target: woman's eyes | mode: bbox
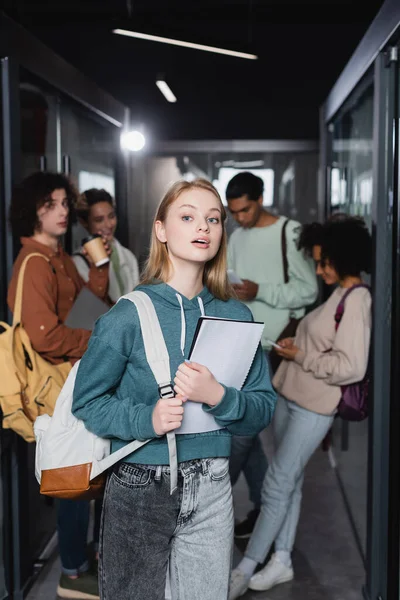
[181,215,220,224]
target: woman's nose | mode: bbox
[197,220,210,231]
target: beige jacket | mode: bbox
[272,285,371,415]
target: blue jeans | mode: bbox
[229,351,270,509]
[229,434,268,508]
[57,499,90,576]
[100,459,234,600]
[229,350,271,508]
[245,395,334,563]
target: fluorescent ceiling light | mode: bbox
[156,80,177,103]
[113,29,258,60]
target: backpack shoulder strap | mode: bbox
[99,290,178,493]
[121,291,173,396]
[13,253,50,326]
[335,283,371,329]
[281,219,290,284]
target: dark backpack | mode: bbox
[334,284,371,421]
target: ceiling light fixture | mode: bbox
[113,28,258,60]
[156,80,177,103]
[120,130,146,151]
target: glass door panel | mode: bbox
[60,101,118,252]
[19,69,59,178]
[327,80,374,561]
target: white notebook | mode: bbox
[175,317,264,435]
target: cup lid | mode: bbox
[82,234,101,245]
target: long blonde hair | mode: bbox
[141,178,232,301]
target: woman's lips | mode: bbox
[192,241,210,249]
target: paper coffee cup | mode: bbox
[82,235,109,267]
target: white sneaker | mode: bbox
[228,568,250,599]
[248,554,294,591]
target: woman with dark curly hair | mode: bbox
[7,171,111,600]
[229,217,372,599]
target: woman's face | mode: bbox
[155,188,223,267]
[312,245,339,285]
[36,188,69,238]
[87,201,117,242]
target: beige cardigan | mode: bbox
[272,285,371,415]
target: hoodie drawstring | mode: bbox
[198,296,205,317]
[176,293,206,356]
[175,294,186,356]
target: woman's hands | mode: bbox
[232,279,259,301]
[274,337,300,361]
[152,362,224,436]
[174,362,224,408]
[152,395,187,436]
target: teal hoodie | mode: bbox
[72,283,276,465]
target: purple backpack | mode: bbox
[334,284,371,421]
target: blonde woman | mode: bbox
[72,179,276,600]
[73,188,139,302]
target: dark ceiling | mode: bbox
[1,0,386,140]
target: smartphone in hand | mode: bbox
[266,339,282,350]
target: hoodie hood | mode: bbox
[135,282,214,356]
[136,282,214,311]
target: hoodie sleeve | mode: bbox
[72,300,157,441]
[203,342,277,436]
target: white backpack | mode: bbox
[34,290,178,498]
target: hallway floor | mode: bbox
[26,434,364,600]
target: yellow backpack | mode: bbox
[0,253,71,442]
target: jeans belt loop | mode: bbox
[155,465,162,481]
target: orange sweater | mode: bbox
[7,237,109,365]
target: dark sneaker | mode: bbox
[57,572,99,599]
[234,508,260,539]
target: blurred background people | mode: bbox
[73,188,139,302]
[7,172,110,600]
[226,171,318,539]
[229,217,372,599]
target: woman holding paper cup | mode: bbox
[73,188,139,303]
[229,217,372,598]
[72,178,277,600]
[7,171,111,599]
